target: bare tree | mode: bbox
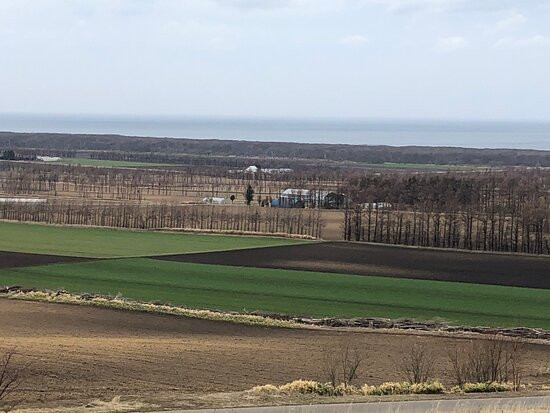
[323,339,363,388]
[0,348,29,412]
[503,338,527,391]
[447,335,527,389]
[398,342,434,383]
[322,350,339,388]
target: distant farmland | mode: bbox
[0,221,548,330]
[58,157,175,168]
[0,221,307,257]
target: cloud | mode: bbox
[213,0,292,10]
[434,36,466,53]
[340,34,369,45]
[490,12,526,32]
[374,0,459,14]
[367,0,550,14]
[494,34,550,49]
[211,0,353,14]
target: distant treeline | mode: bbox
[0,201,323,238]
[1,132,549,167]
[0,161,339,203]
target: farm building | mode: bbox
[0,197,47,204]
[272,189,346,209]
[243,165,293,174]
[323,192,347,209]
[278,188,310,208]
[36,156,61,162]
[202,197,227,205]
[361,202,393,210]
[244,165,260,173]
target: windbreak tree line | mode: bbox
[341,170,550,255]
[0,162,340,204]
[0,201,323,238]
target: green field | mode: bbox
[0,221,306,257]
[57,158,176,168]
[356,162,489,171]
[1,257,548,329]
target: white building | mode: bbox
[36,156,61,162]
[202,197,227,205]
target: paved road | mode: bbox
[159,395,550,413]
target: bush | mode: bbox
[362,382,410,396]
[279,380,323,395]
[249,379,448,398]
[315,382,339,396]
[249,384,279,395]
[362,381,444,396]
[462,382,512,393]
[410,380,445,394]
[448,336,526,390]
[398,342,434,384]
[333,384,360,396]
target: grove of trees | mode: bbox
[342,171,550,254]
[0,200,323,238]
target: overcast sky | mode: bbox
[1,0,550,120]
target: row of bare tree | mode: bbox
[325,335,527,391]
[0,162,340,203]
[342,171,550,254]
[0,201,323,238]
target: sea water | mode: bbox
[1,114,549,150]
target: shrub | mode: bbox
[379,382,412,395]
[361,381,444,396]
[315,382,338,396]
[448,335,526,390]
[248,384,279,395]
[361,384,377,395]
[462,382,512,393]
[323,339,363,388]
[333,384,360,396]
[362,382,411,396]
[279,380,322,395]
[410,380,445,394]
[398,342,434,384]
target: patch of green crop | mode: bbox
[355,162,489,171]
[58,158,175,168]
[0,221,307,257]
[1,258,548,329]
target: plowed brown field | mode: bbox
[1,299,549,410]
[0,250,89,269]
[155,242,550,288]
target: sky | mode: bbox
[1,0,550,120]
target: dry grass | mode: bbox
[13,396,154,413]
[248,380,449,397]
[5,290,301,329]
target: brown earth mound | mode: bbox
[0,250,90,269]
[1,299,549,410]
[154,242,550,289]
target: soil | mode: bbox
[154,241,550,289]
[1,299,549,410]
[0,251,89,269]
